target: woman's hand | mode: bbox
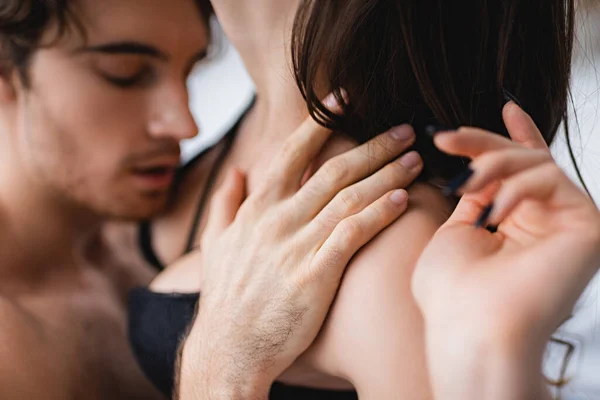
[178,94,423,399]
[412,103,600,400]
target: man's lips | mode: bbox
[130,160,179,190]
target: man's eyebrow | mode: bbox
[77,41,168,60]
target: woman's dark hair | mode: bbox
[292,0,577,185]
[0,0,214,86]
[293,2,582,393]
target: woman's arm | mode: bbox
[412,103,600,400]
[303,183,452,399]
[426,326,552,400]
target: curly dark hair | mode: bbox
[0,0,213,86]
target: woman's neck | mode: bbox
[212,0,308,141]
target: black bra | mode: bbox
[128,288,357,398]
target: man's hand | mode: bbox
[177,95,423,399]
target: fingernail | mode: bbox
[441,167,474,196]
[399,151,421,170]
[425,125,455,137]
[390,189,408,205]
[475,204,494,228]
[502,87,522,108]
[390,125,414,141]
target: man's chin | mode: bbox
[105,194,170,221]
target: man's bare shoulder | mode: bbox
[0,298,65,398]
[0,296,50,355]
[0,297,41,344]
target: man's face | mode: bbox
[10,0,209,219]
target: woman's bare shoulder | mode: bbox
[302,182,451,396]
[406,182,454,224]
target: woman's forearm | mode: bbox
[426,329,552,400]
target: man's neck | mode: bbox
[0,150,101,282]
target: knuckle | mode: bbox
[237,196,260,218]
[261,208,293,236]
[336,188,364,215]
[313,209,338,232]
[532,148,553,161]
[263,166,285,187]
[338,217,364,243]
[543,162,563,180]
[251,184,271,202]
[366,200,388,222]
[278,139,301,164]
[321,158,350,184]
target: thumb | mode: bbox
[202,167,246,241]
[503,102,549,151]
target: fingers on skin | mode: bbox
[311,189,409,281]
[202,168,247,241]
[264,92,344,192]
[313,151,422,229]
[296,125,417,215]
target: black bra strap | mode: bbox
[139,222,165,270]
[184,97,255,253]
[184,130,237,253]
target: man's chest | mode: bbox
[24,273,163,399]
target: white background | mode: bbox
[184,14,600,398]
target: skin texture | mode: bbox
[0,0,208,398]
